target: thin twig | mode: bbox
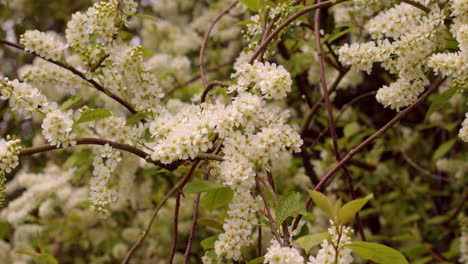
[199,0,238,88]
[399,0,431,13]
[256,175,284,246]
[292,77,447,231]
[249,0,350,63]
[168,191,181,264]
[0,39,139,116]
[121,160,202,264]
[314,0,366,241]
[19,138,223,171]
[200,81,231,103]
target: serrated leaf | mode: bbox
[125,112,147,126]
[130,13,158,23]
[275,192,303,227]
[75,109,112,125]
[336,193,373,225]
[197,218,223,230]
[201,235,218,250]
[183,179,226,194]
[202,187,234,211]
[239,0,262,11]
[248,257,265,264]
[295,232,330,252]
[432,138,456,161]
[307,190,334,219]
[425,86,458,121]
[345,242,409,264]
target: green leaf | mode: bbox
[130,13,158,23]
[202,187,234,211]
[239,0,262,11]
[16,249,41,257]
[183,179,227,194]
[275,192,304,227]
[74,109,112,125]
[345,242,409,264]
[125,112,147,126]
[248,257,265,264]
[197,218,223,230]
[236,20,256,26]
[60,96,82,111]
[307,190,334,219]
[425,86,458,121]
[39,254,59,264]
[344,122,360,138]
[336,193,373,225]
[295,232,330,253]
[432,138,456,161]
[201,235,218,250]
[324,27,355,44]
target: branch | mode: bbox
[121,159,202,264]
[19,138,224,171]
[199,0,238,88]
[314,0,365,240]
[249,0,350,63]
[0,39,139,116]
[399,0,431,13]
[256,175,284,246]
[292,77,447,231]
[200,81,231,104]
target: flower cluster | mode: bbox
[95,116,140,145]
[308,221,353,264]
[264,239,304,264]
[0,136,21,173]
[20,30,66,61]
[89,144,120,218]
[232,61,292,99]
[41,109,76,148]
[213,192,259,261]
[0,78,52,117]
[460,113,468,142]
[0,165,73,223]
[338,3,447,110]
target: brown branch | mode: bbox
[292,77,447,231]
[19,138,223,171]
[249,0,350,63]
[0,39,139,116]
[399,0,431,13]
[256,175,284,246]
[199,0,238,88]
[314,0,365,241]
[90,54,110,72]
[168,191,181,264]
[200,81,231,104]
[121,159,202,264]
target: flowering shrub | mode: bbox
[0,0,466,263]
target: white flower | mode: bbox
[0,137,21,173]
[41,109,76,147]
[264,239,304,264]
[459,113,468,142]
[20,30,66,61]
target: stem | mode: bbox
[249,0,350,63]
[256,175,284,246]
[121,160,202,264]
[19,138,224,171]
[199,0,238,88]
[0,39,139,116]
[292,77,446,231]
[200,81,231,104]
[168,191,181,264]
[399,0,431,13]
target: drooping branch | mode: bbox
[121,159,202,264]
[19,138,224,171]
[199,0,238,88]
[0,39,139,116]
[200,80,231,103]
[292,77,447,231]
